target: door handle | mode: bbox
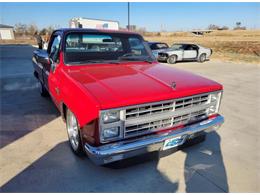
[55,87,60,95]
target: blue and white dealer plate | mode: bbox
[163,136,186,150]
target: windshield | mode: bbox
[64,32,154,64]
[150,43,169,50]
[170,44,185,50]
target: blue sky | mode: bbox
[0,2,259,31]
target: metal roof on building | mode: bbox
[0,24,14,29]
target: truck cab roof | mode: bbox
[53,28,141,36]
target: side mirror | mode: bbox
[43,56,52,65]
[36,50,51,65]
[50,60,57,73]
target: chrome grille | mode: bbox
[124,94,210,138]
[175,94,208,110]
[126,101,174,119]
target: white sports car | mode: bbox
[157,43,212,64]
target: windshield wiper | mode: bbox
[118,54,154,64]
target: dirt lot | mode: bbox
[0,45,259,192]
[144,30,260,64]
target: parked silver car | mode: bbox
[157,43,212,64]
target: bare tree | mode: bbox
[136,27,146,35]
[14,23,27,36]
[236,22,241,28]
[234,22,246,30]
[208,24,220,30]
[40,25,55,36]
[27,23,38,36]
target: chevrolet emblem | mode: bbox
[171,82,177,90]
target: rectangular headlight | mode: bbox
[103,127,120,139]
[208,91,222,115]
[101,110,120,124]
[99,109,125,143]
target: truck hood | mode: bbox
[66,62,222,109]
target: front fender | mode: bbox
[60,69,100,128]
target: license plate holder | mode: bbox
[163,135,186,150]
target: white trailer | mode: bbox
[69,18,119,30]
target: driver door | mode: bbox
[183,44,198,59]
[47,34,62,106]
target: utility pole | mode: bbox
[128,2,130,31]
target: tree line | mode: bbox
[14,23,58,37]
[208,22,246,30]
[13,22,247,38]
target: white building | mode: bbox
[0,24,15,40]
[69,18,119,30]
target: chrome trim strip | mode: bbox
[34,61,44,69]
[86,115,224,165]
[38,63,43,69]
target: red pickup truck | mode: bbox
[32,28,224,165]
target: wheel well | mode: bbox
[61,103,67,121]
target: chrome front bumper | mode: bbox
[85,115,224,165]
[157,56,168,61]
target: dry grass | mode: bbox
[1,30,259,64]
[144,30,260,64]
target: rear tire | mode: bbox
[167,55,177,64]
[198,53,206,63]
[38,80,49,97]
[66,109,85,156]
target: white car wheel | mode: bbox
[199,53,206,63]
[167,55,177,64]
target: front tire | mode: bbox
[167,55,177,64]
[66,109,84,156]
[198,53,206,63]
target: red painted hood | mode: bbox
[65,62,222,109]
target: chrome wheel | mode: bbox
[66,110,80,151]
[199,54,206,62]
[167,55,176,64]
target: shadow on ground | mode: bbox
[1,132,228,192]
[0,141,178,192]
[182,131,229,192]
[0,44,60,148]
[158,59,210,65]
